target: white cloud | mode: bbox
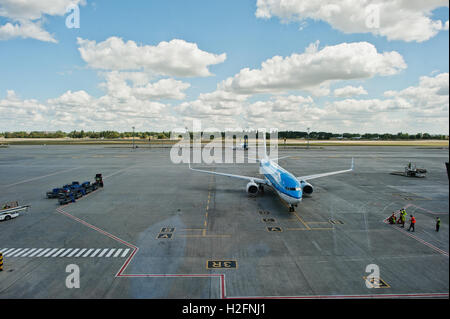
[219,41,406,95]
[241,73,448,133]
[176,90,247,118]
[46,89,171,131]
[0,73,189,132]
[100,71,191,100]
[0,21,56,42]
[0,0,86,42]
[334,85,368,98]
[1,69,448,133]
[384,72,449,111]
[0,0,84,20]
[256,0,449,42]
[77,37,227,77]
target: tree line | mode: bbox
[0,130,171,139]
[0,130,447,140]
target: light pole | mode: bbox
[307,127,310,149]
[132,126,135,150]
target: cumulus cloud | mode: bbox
[0,20,56,42]
[219,41,406,95]
[45,89,172,131]
[176,90,248,118]
[255,0,449,42]
[247,95,313,118]
[240,73,449,133]
[334,85,368,98]
[384,72,449,111]
[77,37,227,77]
[0,73,190,131]
[0,0,86,42]
[99,71,191,100]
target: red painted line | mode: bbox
[226,293,449,299]
[56,196,447,299]
[408,204,448,215]
[221,274,226,299]
[118,274,222,277]
[55,207,226,298]
[1,166,83,188]
[383,208,448,257]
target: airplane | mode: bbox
[189,134,354,212]
[232,136,249,150]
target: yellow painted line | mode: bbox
[181,228,204,231]
[202,229,206,237]
[292,211,311,230]
[180,234,231,238]
[306,221,330,224]
[362,276,391,288]
[204,221,207,227]
[286,227,333,231]
[206,205,209,211]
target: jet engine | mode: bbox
[300,180,313,195]
[246,182,259,196]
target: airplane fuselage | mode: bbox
[260,159,302,207]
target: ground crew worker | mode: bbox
[401,211,406,228]
[400,208,406,228]
[436,217,441,232]
[408,215,416,232]
[389,213,396,224]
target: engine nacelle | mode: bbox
[300,180,313,196]
[246,182,259,196]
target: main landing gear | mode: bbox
[289,205,295,212]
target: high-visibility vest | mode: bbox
[411,217,416,224]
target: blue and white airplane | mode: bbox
[189,135,354,212]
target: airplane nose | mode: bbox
[289,197,302,205]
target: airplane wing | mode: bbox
[270,155,291,161]
[189,163,268,185]
[297,158,354,181]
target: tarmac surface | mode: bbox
[0,145,448,298]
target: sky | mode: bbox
[0,0,449,134]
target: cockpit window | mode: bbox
[286,187,301,191]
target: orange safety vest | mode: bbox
[411,217,416,224]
